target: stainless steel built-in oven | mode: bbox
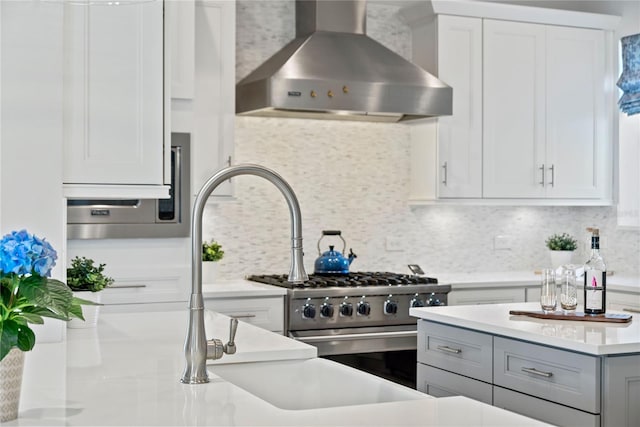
[67,133,191,239]
[247,272,451,388]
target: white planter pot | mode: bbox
[549,250,574,269]
[0,348,25,422]
[202,262,219,284]
[68,292,102,329]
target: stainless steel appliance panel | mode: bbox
[67,133,190,239]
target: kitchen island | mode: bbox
[411,302,640,427]
[9,309,548,426]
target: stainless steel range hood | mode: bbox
[236,0,452,123]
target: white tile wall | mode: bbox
[203,0,639,279]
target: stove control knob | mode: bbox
[339,302,354,317]
[357,301,371,316]
[410,298,425,308]
[320,303,334,318]
[384,300,398,315]
[426,294,443,307]
[302,303,316,319]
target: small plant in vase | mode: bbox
[202,239,224,284]
[66,256,114,328]
[545,233,578,268]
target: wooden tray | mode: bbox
[509,310,632,323]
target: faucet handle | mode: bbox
[206,338,224,360]
[224,318,238,355]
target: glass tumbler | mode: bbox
[559,270,578,312]
[540,269,557,313]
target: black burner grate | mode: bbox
[247,272,438,289]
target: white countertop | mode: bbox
[434,271,640,292]
[10,310,548,426]
[411,302,640,355]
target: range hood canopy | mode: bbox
[236,0,452,123]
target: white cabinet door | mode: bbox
[192,0,235,198]
[166,0,195,100]
[437,15,482,198]
[546,26,608,199]
[448,287,527,306]
[204,296,284,333]
[607,290,640,312]
[63,1,164,188]
[483,19,546,199]
[483,20,610,200]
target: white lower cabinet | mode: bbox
[607,290,640,313]
[448,286,527,306]
[417,363,493,404]
[417,320,639,426]
[603,355,640,427]
[493,387,600,427]
[493,337,600,413]
[204,296,284,334]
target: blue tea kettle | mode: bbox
[314,230,357,275]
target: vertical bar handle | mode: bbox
[442,161,448,185]
[548,164,555,187]
[539,164,545,186]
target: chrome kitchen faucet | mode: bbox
[181,164,308,384]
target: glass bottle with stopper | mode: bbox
[583,227,606,315]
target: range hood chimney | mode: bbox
[236,0,452,123]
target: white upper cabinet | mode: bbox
[166,0,235,199]
[437,15,483,198]
[63,0,167,199]
[545,26,609,199]
[405,0,618,205]
[484,21,610,200]
[482,20,547,199]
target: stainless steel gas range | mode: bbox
[247,272,451,388]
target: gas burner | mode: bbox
[247,272,438,289]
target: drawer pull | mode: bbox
[230,314,257,319]
[521,367,553,378]
[437,345,462,354]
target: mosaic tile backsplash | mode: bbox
[204,0,639,279]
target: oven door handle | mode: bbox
[292,330,417,343]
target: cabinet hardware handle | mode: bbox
[436,345,462,354]
[106,284,147,289]
[441,162,448,185]
[623,308,640,313]
[548,164,555,187]
[521,367,553,378]
[539,164,545,186]
[227,156,232,167]
[229,314,257,319]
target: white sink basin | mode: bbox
[209,357,429,410]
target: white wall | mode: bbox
[201,0,639,280]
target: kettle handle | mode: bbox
[317,230,346,255]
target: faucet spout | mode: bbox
[181,164,308,384]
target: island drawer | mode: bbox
[417,320,493,382]
[493,337,601,413]
[417,363,493,404]
[205,296,284,333]
[494,386,600,427]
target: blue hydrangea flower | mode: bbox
[0,229,58,277]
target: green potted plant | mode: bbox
[545,232,578,268]
[202,239,224,284]
[66,256,114,328]
[0,229,91,422]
